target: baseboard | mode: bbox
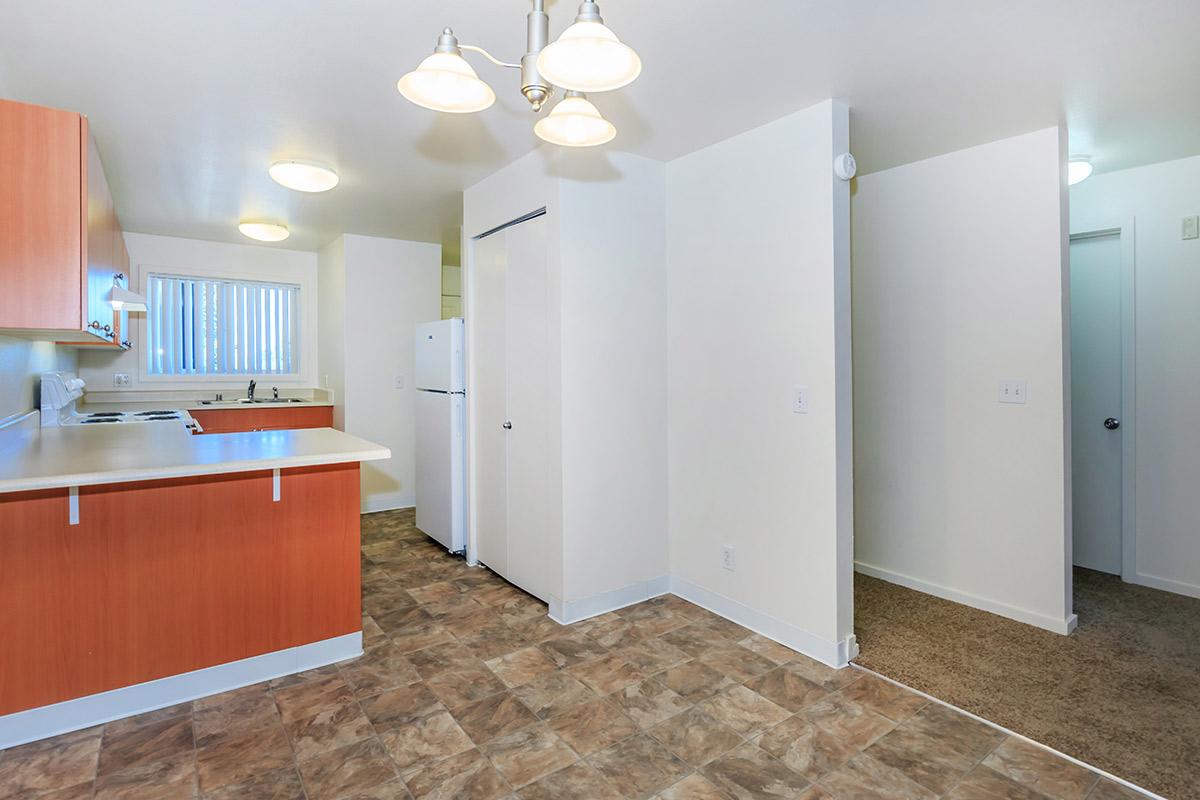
[1126,571,1200,600]
[0,632,362,750]
[359,495,415,514]
[548,576,671,625]
[669,576,857,669]
[855,561,1078,635]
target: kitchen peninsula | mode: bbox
[0,417,388,748]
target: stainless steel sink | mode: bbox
[198,398,307,405]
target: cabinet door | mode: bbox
[472,230,509,578]
[0,100,84,330]
[113,234,131,348]
[84,132,117,342]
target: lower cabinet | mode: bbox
[189,405,333,434]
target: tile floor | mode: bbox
[0,509,1150,799]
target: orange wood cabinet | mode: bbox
[189,405,334,434]
[0,98,126,347]
[0,463,362,716]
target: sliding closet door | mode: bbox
[472,229,509,577]
[503,214,553,602]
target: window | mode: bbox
[145,273,300,376]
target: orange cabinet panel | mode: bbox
[190,405,333,434]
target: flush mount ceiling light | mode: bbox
[269,160,340,192]
[238,221,290,242]
[1068,156,1094,186]
[397,0,638,147]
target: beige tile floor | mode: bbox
[0,509,1152,800]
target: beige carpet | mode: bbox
[854,569,1200,799]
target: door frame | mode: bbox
[1068,218,1136,581]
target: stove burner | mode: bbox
[81,418,121,423]
[143,415,180,421]
[135,410,176,416]
[86,412,124,417]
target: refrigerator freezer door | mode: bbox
[415,389,465,553]
[415,318,464,393]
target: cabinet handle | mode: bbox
[120,340,132,349]
[89,320,101,330]
[103,324,112,333]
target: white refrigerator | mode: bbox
[414,318,466,553]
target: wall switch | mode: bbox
[394,375,405,389]
[721,545,736,571]
[999,379,1027,404]
[112,373,131,387]
[1183,216,1199,240]
[793,386,810,414]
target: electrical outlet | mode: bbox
[721,545,736,571]
[394,375,406,389]
[999,379,1027,404]
[1183,216,1199,240]
[793,386,809,414]
[113,373,131,387]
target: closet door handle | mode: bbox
[503,421,512,430]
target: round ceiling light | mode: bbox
[398,49,496,114]
[269,160,339,193]
[1068,156,1094,186]
[534,91,616,147]
[536,4,641,93]
[238,221,290,243]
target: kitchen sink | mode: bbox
[197,398,308,405]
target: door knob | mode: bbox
[503,421,512,430]
[1104,417,1121,430]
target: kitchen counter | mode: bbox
[80,399,335,414]
[0,422,388,493]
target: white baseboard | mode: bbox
[360,496,415,514]
[855,561,1078,635]
[0,632,362,750]
[548,576,671,625]
[1126,571,1200,600]
[669,576,857,669]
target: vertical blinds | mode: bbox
[145,273,300,376]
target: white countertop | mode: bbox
[0,422,389,494]
[80,400,334,414]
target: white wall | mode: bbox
[1071,154,1200,598]
[78,233,319,392]
[319,234,441,512]
[0,337,76,422]
[666,100,857,666]
[852,127,1075,633]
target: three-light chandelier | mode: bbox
[397,0,640,147]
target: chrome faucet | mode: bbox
[247,379,256,401]
[272,386,279,400]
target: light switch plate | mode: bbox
[1183,216,1199,240]
[721,545,736,571]
[793,386,810,414]
[999,380,1027,404]
[394,375,405,389]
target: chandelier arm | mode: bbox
[460,45,522,70]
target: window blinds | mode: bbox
[145,274,300,376]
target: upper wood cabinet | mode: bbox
[0,98,127,347]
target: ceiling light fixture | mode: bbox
[269,160,340,192]
[238,221,290,242]
[1068,156,1094,186]
[397,0,638,147]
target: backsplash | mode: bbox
[0,335,76,422]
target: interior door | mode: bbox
[1070,232,1124,574]
[503,214,552,601]
[473,229,509,576]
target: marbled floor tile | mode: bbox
[699,646,779,683]
[537,632,611,668]
[510,670,597,719]
[609,678,693,729]
[390,621,458,654]
[362,585,418,617]
[588,733,690,800]
[444,607,507,638]
[102,703,191,738]
[838,674,928,723]
[424,664,509,710]
[450,691,540,744]
[406,640,486,679]
[192,684,279,746]
[657,660,736,704]
[516,761,624,800]
[864,723,981,795]
[753,715,862,782]
[568,653,647,695]
[697,685,791,738]
[629,613,691,639]
[614,637,693,674]
[798,694,896,749]
[648,707,744,767]
[480,723,579,788]
[1087,780,1147,799]
[283,698,374,761]
[378,710,474,774]
[201,766,306,800]
[372,606,433,636]
[339,641,422,697]
[819,753,939,800]
[505,613,571,644]
[359,683,444,733]
[423,593,487,622]
[659,625,731,658]
[471,582,532,608]
[295,737,399,800]
[901,703,1006,764]
[408,580,470,605]
[458,622,533,661]
[744,667,829,713]
[96,714,194,778]
[486,647,560,688]
[547,698,640,756]
[403,748,510,800]
[781,658,861,692]
[687,614,752,643]
[942,765,1045,800]
[655,772,730,800]
[738,634,800,665]
[268,664,342,691]
[273,673,357,724]
[701,742,813,800]
[92,750,196,800]
[982,738,1100,800]
[0,726,103,796]
[361,614,389,647]
[195,722,294,794]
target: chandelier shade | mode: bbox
[398,51,496,114]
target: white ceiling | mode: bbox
[1,1,1197,251]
